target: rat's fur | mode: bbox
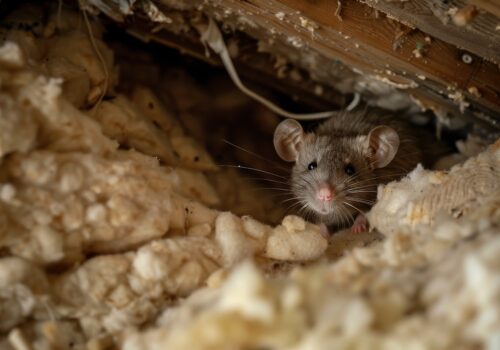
[287,108,442,230]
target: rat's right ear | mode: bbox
[273,119,304,162]
[366,125,400,169]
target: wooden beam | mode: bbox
[358,0,500,63]
[197,0,500,116]
[296,0,496,101]
[468,0,500,17]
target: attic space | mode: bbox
[0,1,499,349]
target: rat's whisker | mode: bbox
[346,173,408,187]
[281,196,305,204]
[222,139,290,172]
[252,187,293,192]
[339,205,354,227]
[346,197,376,206]
[217,164,288,179]
[297,202,311,216]
[344,187,376,195]
[347,186,378,192]
[285,203,301,214]
[285,197,307,213]
[343,201,364,215]
[243,177,290,185]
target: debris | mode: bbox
[314,84,324,96]
[467,86,481,98]
[448,90,470,112]
[452,5,478,26]
[392,25,413,51]
[299,16,319,34]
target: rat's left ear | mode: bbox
[366,125,400,169]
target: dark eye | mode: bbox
[307,161,317,171]
[344,163,355,175]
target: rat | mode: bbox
[273,107,442,234]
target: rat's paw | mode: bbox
[351,214,368,234]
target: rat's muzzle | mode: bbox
[316,183,335,202]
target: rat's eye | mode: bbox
[344,163,355,175]
[307,161,317,171]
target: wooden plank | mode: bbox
[468,0,500,17]
[359,0,500,63]
[196,0,500,115]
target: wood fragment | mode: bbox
[393,25,413,51]
[468,0,500,17]
[452,4,478,26]
[335,0,343,21]
[8,329,32,350]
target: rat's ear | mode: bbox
[366,125,400,168]
[273,119,304,162]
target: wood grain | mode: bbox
[360,0,500,63]
[468,0,500,17]
[198,0,500,114]
[95,0,500,126]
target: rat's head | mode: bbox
[274,119,399,226]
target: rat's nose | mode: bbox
[316,183,334,202]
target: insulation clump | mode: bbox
[369,140,499,234]
[0,6,328,346]
[121,143,500,350]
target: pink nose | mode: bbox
[316,184,334,202]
